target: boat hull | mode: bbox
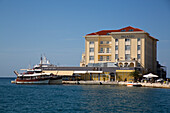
[127,83,133,87]
[12,77,63,84]
[127,83,142,87]
[15,79,49,84]
[49,79,62,84]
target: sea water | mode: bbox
[0,78,170,113]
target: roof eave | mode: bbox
[109,31,146,34]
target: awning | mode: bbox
[73,71,87,74]
[73,71,103,74]
[87,71,103,73]
[57,71,74,76]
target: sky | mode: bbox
[0,0,170,77]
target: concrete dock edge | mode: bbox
[62,81,170,88]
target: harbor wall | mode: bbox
[62,81,170,88]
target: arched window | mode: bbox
[129,63,134,67]
[124,62,128,67]
[119,63,123,67]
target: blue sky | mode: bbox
[0,0,170,77]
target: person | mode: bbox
[124,78,127,82]
[166,79,169,85]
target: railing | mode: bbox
[98,51,111,53]
[98,59,111,61]
[100,42,111,44]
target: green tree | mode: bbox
[130,70,140,82]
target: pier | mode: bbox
[62,81,170,88]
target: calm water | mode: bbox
[0,78,170,113]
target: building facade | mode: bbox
[42,66,135,82]
[80,26,158,74]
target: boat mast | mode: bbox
[40,54,43,69]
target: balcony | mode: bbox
[125,41,130,45]
[98,59,111,62]
[98,51,111,55]
[137,41,141,45]
[115,41,118,45]
[89,44,94,48]
[99,41,112,46]
[98,59,111,61]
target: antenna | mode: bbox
[57,63,60,67]
[40,54,43,64]
[29,64,31,69]
[29,59,31,69]
[40,54,43,69]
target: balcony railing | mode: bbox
[98,51,111,53]
[98,59,111,61]
[100,42,111,45]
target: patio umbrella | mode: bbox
[156,78,163,82]
[143,73,158,78]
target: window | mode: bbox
[125,45,130,50]
[107,56,110,61]
[129,29,134,31]
[107,48,110,53]
[137,63,141,67]
[115,45,118,50]
[125,54,131,60]
[100,48,103,53]
[137,38,140,42]
[89,56,94,60]
[137,54,141,59]
[89,41,94,44]
[89,48,94,52]
[124,63,128,67]
[121,29,126,32]
[100,56,103,61]
[115,39,118,42]
[119,63,123,67]
[100,41,103,44]
[125,38,130,42]
[137,45,141,50]
[106,41,110,44]
[115,54,118,59]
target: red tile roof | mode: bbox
[86,26,158,41]
[150,36,159,41]
[86,26,144,35]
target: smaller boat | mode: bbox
[127,82,142,87]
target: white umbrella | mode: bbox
[156,78,163,82]
[143,73,158,78]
